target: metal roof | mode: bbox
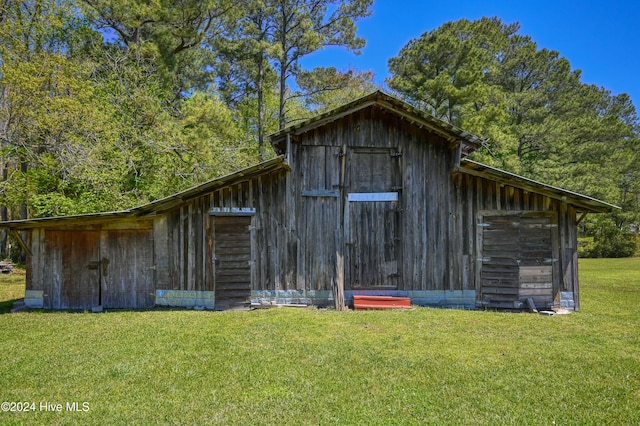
[0,156,288,229]
[0,93,617,230]
[269,91,486,156]
[458,159,619,213]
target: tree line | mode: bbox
[387,17,639,256]
[0,0,376,259]
[0,3,636,258]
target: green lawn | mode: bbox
[0,259,638,425]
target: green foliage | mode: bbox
[213,0,373,158]
[580,218,638,258]
[80,0,235,94]
[577,236,596,258]
[295,67,378,114]
[268,0,373,128]
[0,0,373,230]
[388,17,640,248]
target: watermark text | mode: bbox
[1,401,89,413]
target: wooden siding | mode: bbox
[478,212,556,308]
[162,196,214,292]
[28,226,154,309]
[153,169,291,297]
[13,98,594,310]
[346,200,399,288]
[213,215,252,310]
[100,230,155,309]
[272,105,580,306]
[42,230,101,309]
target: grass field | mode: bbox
[0,259,638,425]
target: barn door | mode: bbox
[100,230,155,309]
[44,230,101,309]
[346,196,399,288]
[43,229,155,310]
[479,212,556,309]
[345,147,401,289]
[213,215,252,310]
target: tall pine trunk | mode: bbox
[257,49,266,161]
[278,57,287,130]
[18,157,28,263]
[0,161,7,259]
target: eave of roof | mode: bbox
[131,156,288,215]
[269,91,486,156]
[458,159,619,213]
[0,156,289,230]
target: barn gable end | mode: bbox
[2,91,616,311]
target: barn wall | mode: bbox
[160,195,215,292]
[153,169,292,308]
[251,105,580,308]
[456,174,579,309]
[21,106,580,310]
[253,106,473,306]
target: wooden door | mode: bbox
[479,212,555,309]
[100,230,155,309]
[347,199,399,288]
[44,230,101,309]
[213,215,252,310]
[345,147,401,289]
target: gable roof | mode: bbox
[269,91,486,156]
[0,156,288,229]
[270,90,616,213]
[0,93,618,230]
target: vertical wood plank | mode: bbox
[29,229,40,292]
[153,216,169,289]
[188,203,195,291]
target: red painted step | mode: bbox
[353,295,411,310]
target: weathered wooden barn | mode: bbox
[1,91,616,311]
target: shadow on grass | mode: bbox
[0,305,221,315]
[0,298,20,314]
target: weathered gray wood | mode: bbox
[477,211,556,308]
[7,96,599,311]
[153,216,169,290]
[100,229,155,309]
[42,231,100,309]
[333,228,346,311]
[526,297,538,313]
[214,216,252,310]
[28,229,42,293]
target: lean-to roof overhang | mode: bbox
[0,157,288,230]
[458,159,619,213]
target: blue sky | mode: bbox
[300,0,640,107]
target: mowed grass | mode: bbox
[0,269,26,314]
[0,259,638,425]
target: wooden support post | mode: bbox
[333,229,346,311]
[333,139,349,311]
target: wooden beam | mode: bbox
[576,212,588,225]
[10,229,32,257]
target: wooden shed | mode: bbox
[2,91,616,311]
